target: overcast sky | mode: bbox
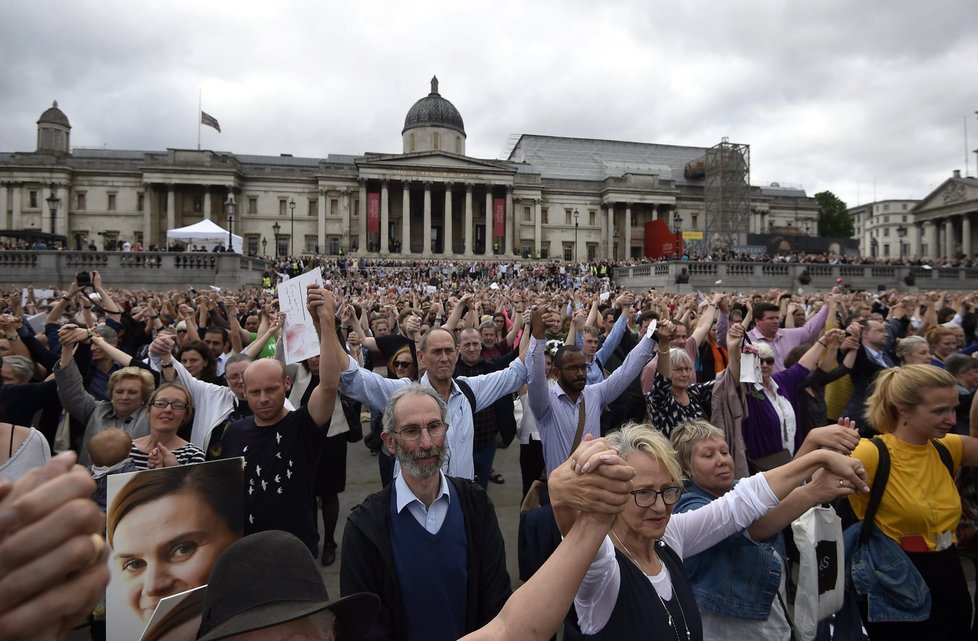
[2,0,976,208]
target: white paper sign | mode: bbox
[21,288,55,307]
[740,352,762,384]
[278,269,325,364]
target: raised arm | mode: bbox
[305,285,339,427]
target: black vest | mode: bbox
[572,541,703,641]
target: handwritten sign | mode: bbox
[278,268,325,364]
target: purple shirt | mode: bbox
[746,305,829,373]
[742,363,810,459]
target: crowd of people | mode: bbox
[1,258,978,640]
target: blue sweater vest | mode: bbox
[390,482,468,641]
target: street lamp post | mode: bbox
[871,236,879,258]
[272,222,281,258]
[573,208,579,262]
[45,184,60,240]
[288,198,296,257]
[897,224,907,261]
[672,211,683,259]
[613,229,620,261]
[224,196,236,253]
[261,236,267,256]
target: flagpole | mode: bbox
[197,90,202,150]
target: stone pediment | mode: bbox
[915,177,978,214]
[357,152,514,176]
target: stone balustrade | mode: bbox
[0,251,270,290]
[614,261,978,292]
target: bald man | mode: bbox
[218,285,341,557]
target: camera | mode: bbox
[76,271,92,287]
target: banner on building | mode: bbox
[367,193,380,233]
[493,198,505,238]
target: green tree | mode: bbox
[815,191,854,238]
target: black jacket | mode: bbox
[340,475,512,641]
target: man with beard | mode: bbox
[527,304,655,474]
[340,384,511,641]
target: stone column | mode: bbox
[0,183,7,230]
[43,185,54,235]
[485,188,494,255]
[58,185,69,238]
[606,203,615,260]
[624,203,632,260]
[166,184,176,233]
[464,183,474,257]
[963,214,972,259]
[357,181,367,255]
[945,218,956,259]
[203,187,211,221]
[534,200,542,256]
[423,182,432,256]
[143,184,153,248]
[402,182,411,255]
[318,189,327,253]
[443,183,453,255]
[342,189,352,252]
[10,184,21,232]
[505,185,514,255]
[924,220,938,260]
[380,181,390,255]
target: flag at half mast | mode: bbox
[200,111,221,133]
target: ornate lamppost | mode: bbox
[272,222,281,258]
[45,184,60,240]
[672,211,683,259]
[573,208,579,262]
[224,196,235,252]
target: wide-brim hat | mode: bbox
[197,531,378,641]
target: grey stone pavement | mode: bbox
[319,431,525,598]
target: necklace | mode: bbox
[611,529,691,641]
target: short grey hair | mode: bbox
[1,355,34,384]
[754,342,775,361]
[669,347,693,370]
[381,384,448,434]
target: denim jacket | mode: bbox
[832,523,931,641]
[675,482,785,621]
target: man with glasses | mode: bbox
[341,384,511,641]
[337,326,527,481]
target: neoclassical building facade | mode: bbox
[2,80,822,259]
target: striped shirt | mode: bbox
[129,443,205,470]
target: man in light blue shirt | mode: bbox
[527,305,656,475]
[337,326,527,480]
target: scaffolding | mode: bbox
[703,139,750,251]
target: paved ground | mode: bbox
[319,430,526,598]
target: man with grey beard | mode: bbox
[339,384,511,641]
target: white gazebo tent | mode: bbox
[165,219,243,253]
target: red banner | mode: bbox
[493,198,505,238]
[367,193,380,233]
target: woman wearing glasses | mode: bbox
[130,383,204,470]
[647,321,745,437]
[556,423,867,640]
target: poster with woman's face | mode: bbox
[106,458,244,641]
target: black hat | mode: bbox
[197,531,378,641]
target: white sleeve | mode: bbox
[573,537,621,635]
[663,473,779,558]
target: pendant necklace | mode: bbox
[611,529,691,641]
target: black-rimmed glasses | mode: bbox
[631,485,683,508]
[151,399,189,410]
[393,421,448,441]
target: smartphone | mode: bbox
[76,271,92,287]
